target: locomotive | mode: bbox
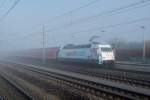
[58,43,115,65]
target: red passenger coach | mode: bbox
[17,47,60,60]
[45,47,60,59]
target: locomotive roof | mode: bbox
[63,44,91,49]
[63,43,112,49]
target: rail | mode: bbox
[116,61,150,66]
[6,60,150,100]
[0,71,33,100]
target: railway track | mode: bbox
[17,59,150,89]
[56,66,150,89]
[3,59,150,88]
[116,61,150,67]
[5,61,150,100]
[0,71,33,100]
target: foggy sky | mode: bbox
[0,0,150,51]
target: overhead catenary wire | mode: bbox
[72,27,144,37]
[45,0,150,33]
[3,0,100,41]
[46,0,101,23]
[108,2,150,16]
[0,0,21,22]
[9,0,150,37]
[47,17,150,35]
[12,0,101,40]
[10,16,150,42]
[45,17,150,35]
[70,28,143,43]
[5,0,150,42]
[5,0,150,47]
[8,18,150,48]
[88,0,150,19]
[21,0,150,35]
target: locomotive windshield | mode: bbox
[101,47,112,52]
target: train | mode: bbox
[58,43,115,65]
[15,43,115,66]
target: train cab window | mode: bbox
[101,48,112,52]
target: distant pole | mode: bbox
[141,26,146,62]
[42,25,46,64]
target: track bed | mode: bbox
[0,74,29,100]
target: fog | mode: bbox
[0,0,150,52]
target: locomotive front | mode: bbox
[96,45,115,65]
